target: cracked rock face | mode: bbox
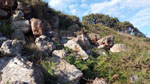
[0,40,23,56]
[50,57,83,84]
[0,57,44,84]
[35,35,56,54]
[64,40,89,60]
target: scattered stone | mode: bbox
[11,30,26,44]
[87,33,101,45]
[0,8,8,18]
[50,56,83,84]
[110,44,128,52]
[11,10,24,21]
[35,35,56,54]
[97,35,114,50]
[47,31,59,42]
[0,40,23,56]
[93,78,107,84]
[64,40,89,60]
[0,57,44,84]
[11,20,30,33]
[130,75,139,83]
[52,50,67,58]
[0,0,15,10]
[77,34,91,50]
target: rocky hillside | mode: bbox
[0,0,150,84]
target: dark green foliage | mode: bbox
[0,20,14,38]
[82,14,145,37]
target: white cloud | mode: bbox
[80,3,88,9]
[130,8,150,28]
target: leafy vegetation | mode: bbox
[82,14,145,37]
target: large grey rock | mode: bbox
[97,35,114,50]
[0,40,23,56]
[64,40,89,60]
[0,8,8,18]
[87,33,101,45]
[11,30,26,44]
[11,20,30,33]
[35,35,56,54]
[93,78,107,84]
[11,10,24,21]
[110,44,128,52]
[0,57,44,84]
[77,34,91,50]
[50,56,83,84]
[52,50,67,58]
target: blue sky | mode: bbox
[43,0,150,37]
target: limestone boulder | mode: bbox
[64,40,89,60]
[0,57,44,84]
[35,35,56,54]
[50,56,83,84]
[97,35,114,50]
[110,44,128,52]
[93,78,107,84]
[0,40,23,56]
[11,20,30,33]
[52,50,67,58]
[77,34,91,50]
[87,33,101,45]
[11,10,24,21]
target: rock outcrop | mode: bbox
[52,49,67,58]
[64,40,89,60]
[110,44,128,52]
[0,57,44,84]
[93,78,107,84]
[35,35,56,54]
[51,56,83,84]
[0,35,8,46]
[0,40,23,56]
[87,33,101,45]
[97,35,114,50]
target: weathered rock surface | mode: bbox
[64,40,89,60]
[0,40,23,56]
[11,10,24,21]
[0,9,8,18]
[52,15,59,28]
[87,33,101,45]
[110,44,128,52]
[52,50,67,58]
[0,57,44,84]
[93,78,107,84]
[11,20,30,33]
[30,18,43,37]
[47,31,59,42]
[35,35,55,54]
[97,35,114,50]
[11,30,26,44]
[51,56,83,84]
[130,75,139,83]
[77,34,91,50]
[68,24,80,32]
[0,0,15,10]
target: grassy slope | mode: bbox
[79,24,150,84]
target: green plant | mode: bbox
[41,61,57,76]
